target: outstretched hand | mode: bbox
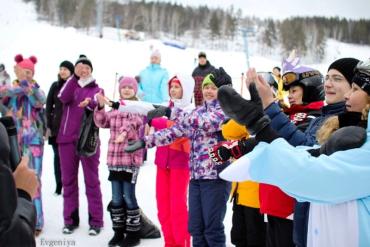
[96,92,109,108]
[78,97,91,108]
[125,139,146,153]
[147,106,171,124]
[218,84,269,135]
[209,138,258,164]
[246,68,275,109]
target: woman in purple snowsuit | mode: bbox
[57,55,103,236]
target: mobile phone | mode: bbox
[257,72,278,96]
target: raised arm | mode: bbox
[237,132,370,204]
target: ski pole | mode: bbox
[113,72,119,100]
[240,72,244,95]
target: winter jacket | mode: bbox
[235,115,370,247]
[0,79,46,146]
[146,99,228,179]
[139,64,169,103]
[57,75,101,144]
[259,100,324,218]
[152,118,190,169]
[45,77,67,142]
[221,120,260,208]
[0,123,36,247]
[192,61,215,106]
[284,101,324,131]
[265,101,345,146]
[151,74,194,170]
[94,107,144,168]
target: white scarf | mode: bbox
[78,76,95,88]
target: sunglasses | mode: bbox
[282,70,321,86]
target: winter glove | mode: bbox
[109,101,120,110]
[147,105,171,124]
[319,126,366,155]
[19,80,29,87]
[209,67,232,88]
[218,84,270,135]
[338,111,364,128]
[125,139,146,153]
[208,138,258,164]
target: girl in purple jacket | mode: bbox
[95,76,145,247]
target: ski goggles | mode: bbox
[282,70,321,87]
[355,59,370,76]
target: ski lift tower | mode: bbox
[239,27,254,95]
[96,0,104,38]
[240,27,254,69]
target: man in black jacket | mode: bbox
[0,122,38,246]
[192,52,215,106]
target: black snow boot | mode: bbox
[107,202,126,247]
[121,208,141,247]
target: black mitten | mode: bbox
[147,106,171,123]
[210,67,232,88]
[319,126,366,155]
[218,84,270,135]
[338,111,363,128]
[125,140,146,153]
[109,101,120,110]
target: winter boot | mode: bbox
[139,209,161,239]
[107,202,126,246]
[63,209,79,234]
[121,208,141,247]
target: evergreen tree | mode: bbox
[209,12,221,38]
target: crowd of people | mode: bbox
[0,49,369,247]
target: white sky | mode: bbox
[152,0,370,20]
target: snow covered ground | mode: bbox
[1,0,370,246]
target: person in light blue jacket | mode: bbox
[138,50,169,104]
[221,122,370,247]
[216,61,370,247]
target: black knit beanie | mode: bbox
[352,72,370,95]
[327,58,359,84]
[75,55,93,71]
[59,60,74,75]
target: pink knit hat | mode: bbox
[119,76,138,94]
[14,54,37,74]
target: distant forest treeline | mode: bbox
[25,0,370,61]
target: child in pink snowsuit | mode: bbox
[151,75,194,247]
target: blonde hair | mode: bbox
[316,116,339,144]
[316,96,370,144]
